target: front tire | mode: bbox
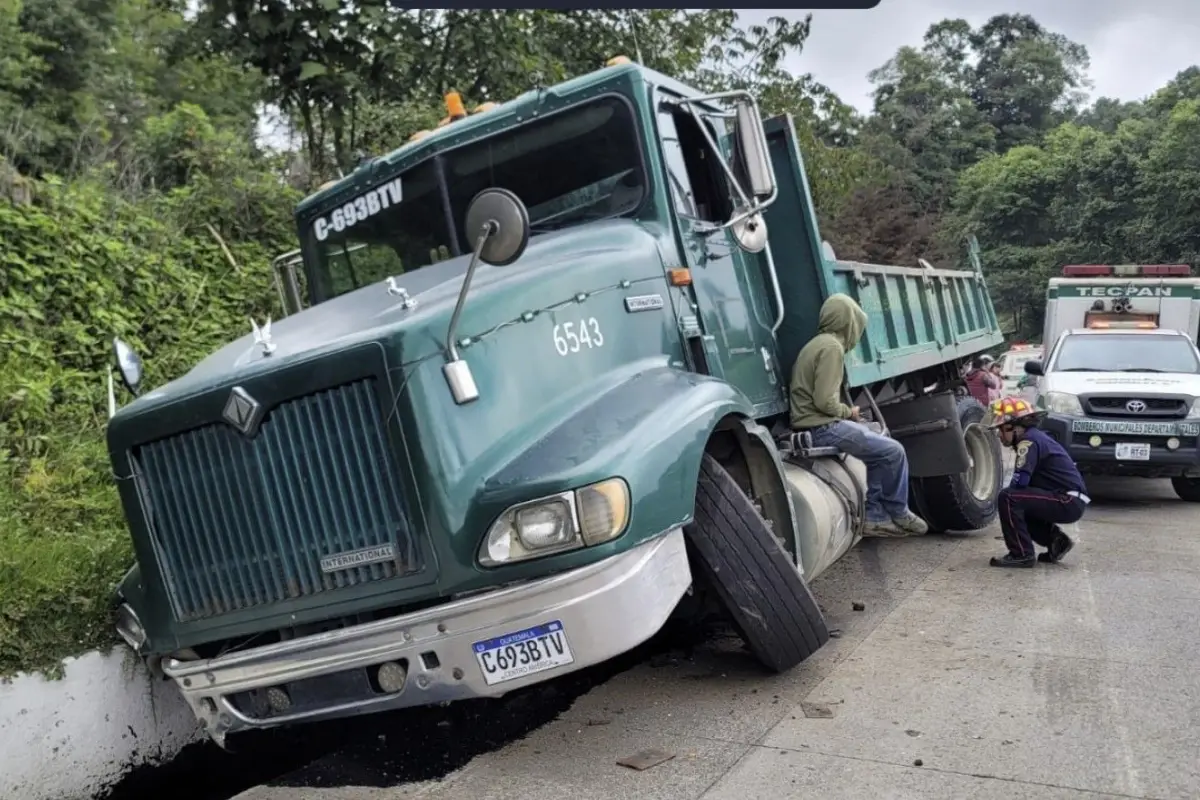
[684,453,829,673]
[1171,476,1200,502]
[912,396,1003,532]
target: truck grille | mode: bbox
[133,378,423,622]
[1084,397,1187,418]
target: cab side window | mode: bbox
[656,98,734,224]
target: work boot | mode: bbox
[891,510,929,536]
[863,511,928,538]
[990,553,1036,568]
[1038,528,1075,563]
[863,518,908,537]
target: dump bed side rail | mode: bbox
[826,255,1003,388]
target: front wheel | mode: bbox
[1171,476,1200,502]
[684,454,829,673]
[911,396,1003,532]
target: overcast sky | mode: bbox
[743,1,1200,113]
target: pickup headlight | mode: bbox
[1188,399,1200,419]
[479,478,631,567]
[1042,391,1083,415]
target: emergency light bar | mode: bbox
[1086,320,1158,329]
[1062,264,1191,277]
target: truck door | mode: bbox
[654,91,784,415]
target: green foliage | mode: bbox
[3,1,1200,676]
[0,435,131,677]
[946,86,1200,337]
[1,87,298,675]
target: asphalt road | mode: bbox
[233,473,1200,800]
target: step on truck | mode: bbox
[105,57,1006,745]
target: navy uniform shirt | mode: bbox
[1011,427,1087,495]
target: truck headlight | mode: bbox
[576,479,630,545]
[1042,391,1083,415]
[1188,399,1200,419]
[479,478,631,566]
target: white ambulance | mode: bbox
[1042,264,1200,346]
[1025,264,1200,501]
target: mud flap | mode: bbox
[878,391,970,478]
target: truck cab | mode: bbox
[1025,326,1200,500]
[104,58,1006,746]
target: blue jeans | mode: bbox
[807,420,911,523]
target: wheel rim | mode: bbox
[963,422,997,502]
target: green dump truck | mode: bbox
[106,58,1005,746]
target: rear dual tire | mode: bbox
[910,396,1003,532]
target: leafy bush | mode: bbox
[0,131,300,676]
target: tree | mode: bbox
[865,45,995,212]
[967,14,1091,151]
[1076,97,1146,133]
[193,6,864,190]
[1137,99,1200,264]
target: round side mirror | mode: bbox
[112,337,144,394]
[464,188,530,266]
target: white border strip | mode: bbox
[0,647,202,800]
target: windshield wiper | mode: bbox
[1058,367,1112,372]
[1121,368,1167,372]
[530,210,611,235]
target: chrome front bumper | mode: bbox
[163,527,691,744]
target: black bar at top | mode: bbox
[399,1,881,9]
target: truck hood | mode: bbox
[1043,371,1200,397]
[116,218,664,417]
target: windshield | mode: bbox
[1051,334,1200,374]
[303,95,645,302]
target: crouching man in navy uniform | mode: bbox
[986,395,1090,568]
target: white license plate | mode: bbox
[1115,442,1151,460]
[473,620,574,686]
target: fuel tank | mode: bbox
[781,455,868,583]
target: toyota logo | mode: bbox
[1126,399,1147,413]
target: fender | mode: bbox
[485,366,758,546]
[730,418,804,568]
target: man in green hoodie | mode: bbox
[789,293,929,537]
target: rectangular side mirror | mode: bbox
[733,100,775,199]
[1024,360,1044,376]
[271,250,305,317]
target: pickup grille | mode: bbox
[133,378,423,622]
[1083,397,1187,418]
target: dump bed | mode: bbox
[824,250,1002,387]
[761,116,1005,389]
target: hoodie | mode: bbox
[789,293,868,429]
[964,366,1000,407]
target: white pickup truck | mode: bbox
[997,344,1042,399]
[1024,326,1200,501]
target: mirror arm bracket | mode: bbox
[669,92,778,229]
[442,219,500,406]
[445,220,498,363]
